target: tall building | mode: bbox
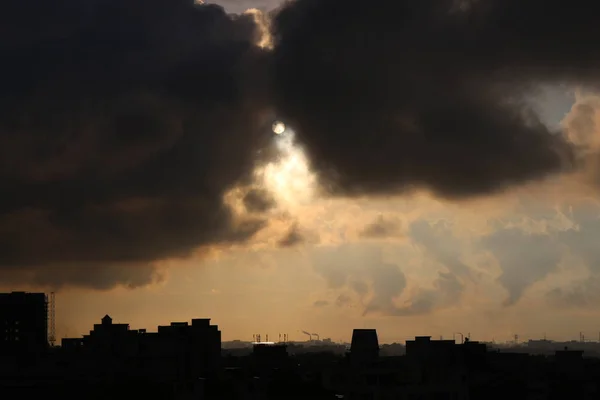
[0,292,48,357]
[350,328,379,364]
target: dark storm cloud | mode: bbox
[0,263,164,291]
[270,0,600,198]
[4,0,600,289]
[0,0,272,289]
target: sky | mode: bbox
[2,0,600,344]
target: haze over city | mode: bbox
[2,0,600,346]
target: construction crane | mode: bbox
[301,330,312,341]
[312,333,320,341]
[48,292,56,347]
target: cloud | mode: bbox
[4,0,600,290]
[0,0,272,289]
[470,97,600,309]
[271,0,600,199]
[277,223,319,248]
[313,245,405,311]
[277,223,304,247]
[361,259,408,316]
[472,197,600,308]
[335,294,352,308]
[212,0,280,14]
[387,272,464,316]
[546,277,600,308]
[360,215,404,239]
[0,263,165,291]
[313,300,329,307]
[546,201,600,308]
[409,220,472,278]
[243,188,276,213]
[562,94,600,185]
[312,243,460,317]
[481,228,563,306]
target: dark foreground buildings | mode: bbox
[3,291,600,399]
[60,315,222,382]
[0,292,48,358]
[322,332,600,400]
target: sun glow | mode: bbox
[255,126,317,210]
[272,121,286,135]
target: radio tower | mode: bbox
[48,292,56,347]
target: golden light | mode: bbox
[244,9,273,50]
[255,126,316,210]
[272,122,286,135]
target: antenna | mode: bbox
[48,292,56,347]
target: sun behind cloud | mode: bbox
[254,126,318,211]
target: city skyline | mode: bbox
[7,289,600,346]
[8,288,599,399]
[9,290,600,348]
[3,0,600,346]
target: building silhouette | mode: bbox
[3,290,600,399]
[61,315,221,383]
[349,328,379,365]
[252,342,290,368]
[0,292,48,358]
